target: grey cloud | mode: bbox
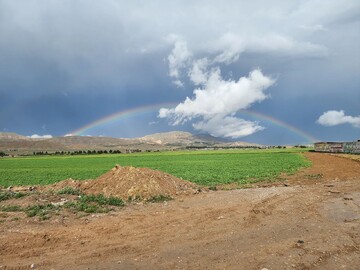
[0,0,359,141]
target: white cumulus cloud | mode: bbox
[188,58,209,85]
[317,110,360,128]
[29,134,53,139]
[167,35,192,87]
[159,68,275,138]
[193,116,264,138]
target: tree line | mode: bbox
[32,149,143,156]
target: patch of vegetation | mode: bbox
[0,191,27,201]
[0,149,311,187]
[56,187,81,195]
[0,212,9,218]
[127,195,142,202]
[0,205,23,212]
[305,173,323,179]
[65,194,124,214]
[64,201,108,213]
[25,204,57,220]
[0,192,125,220]
[147,194,173,203]
[208,186,217,191]
[79,194,124,206]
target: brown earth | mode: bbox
[1,152,360,270]
[38,165,199,201]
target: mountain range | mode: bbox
[0,131,262,155]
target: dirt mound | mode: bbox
[80,165,198,200]
[44,165,199,200]
[43,178,83,191]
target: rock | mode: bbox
[51,200,68,206]
[30,264,36,269]
[295,240,305,247]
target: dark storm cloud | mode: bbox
[0,0,359,143]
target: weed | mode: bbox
[127,195,142,202]
[0,191,27,201]
[65,194,124,214]
[79,194,124,206]
[0,212,9,218]
[147,194,173,203]
[0,205,23,212]
[25,204,56,218]
[305,174,323,179]
[106,196,125,206]
[56,187,82,195]
[65,201,107,213]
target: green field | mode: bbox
[0,149,311,187]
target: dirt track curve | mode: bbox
[1,152,359,270]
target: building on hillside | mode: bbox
[314,140,360,154]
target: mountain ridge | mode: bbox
[0,131,262,154]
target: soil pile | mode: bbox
[42,165,199,200]
[75,165,198,200]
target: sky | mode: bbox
[0,0,359,145]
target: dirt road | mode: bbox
[1,152,359,269]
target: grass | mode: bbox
[0,191,27,201]
[0,193,125,220]
[64,194,124,213]
[305,173,323,179]
[78,194,124,206]
[0,148,311,187]
[25,204,56,219]
[56,187,81,195]
[0,205,23,212]
[146,194,173,203]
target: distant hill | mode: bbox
[139,131,228,146]
[0,131,262,155]
[0,132,29,141]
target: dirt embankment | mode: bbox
[0,152,359,270]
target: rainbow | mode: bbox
[67,103,318,143]
[67,102,178,136]
[238,109,318,143]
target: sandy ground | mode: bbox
[1,152,359,270]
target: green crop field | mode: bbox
[0,149,311,187]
